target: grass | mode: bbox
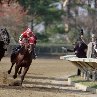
[69,75,97,89]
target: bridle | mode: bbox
[21,38,34,53]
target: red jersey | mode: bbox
[19,28,37,45]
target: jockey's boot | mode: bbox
[32,50,37,59]
[32,53,36,59]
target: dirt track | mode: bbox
[0,57,97,97]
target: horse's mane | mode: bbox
[4,28,10,44]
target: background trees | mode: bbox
[0,0,97,44]
[17,0,64,42]
[0,0,27,42]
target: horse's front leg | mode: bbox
[8,62,15,74]
[13,65,19,79]
[20,66,29,85]
[18,67,22,75]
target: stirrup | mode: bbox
[33,55,37,59]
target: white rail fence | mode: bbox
[60,55,97,81]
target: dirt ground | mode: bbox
[0,57,97,97]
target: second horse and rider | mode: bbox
[74,29,97,76]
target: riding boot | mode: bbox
[32,48,37,59]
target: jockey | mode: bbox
[19,28,37,45]
[12,27,37,59]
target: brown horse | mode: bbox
[8,42,34,86]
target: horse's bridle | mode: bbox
[21,38,34,53]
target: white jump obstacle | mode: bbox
[60,55,97,81]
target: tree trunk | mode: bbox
[28,19,33,31]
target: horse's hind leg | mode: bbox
[8,62,15,74]
[13,65,19,79]
[20,67,29,85]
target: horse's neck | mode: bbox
[0,41,5,47]
[19,45,33,56]
[20,46,32,56]
[19,47,26,54]
[18,49,32,62]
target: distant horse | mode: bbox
[8,40,34,86]
[0,28,10,61]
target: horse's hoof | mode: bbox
[13,75,17,79]
[9,81,22,86]
[8,70,11,74]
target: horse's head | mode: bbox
[24,43,34,54]
[21,38,34,54]
[0,28,10,45]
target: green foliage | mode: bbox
[18,0,63,27]
[18,0,60,17]
[47,23,65,35]
[70,75,97,89]
[68,28,79,43]
[36,33,49,43]
[17,0,64,43]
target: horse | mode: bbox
[8,40,34,86]
[0,28,10,61]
